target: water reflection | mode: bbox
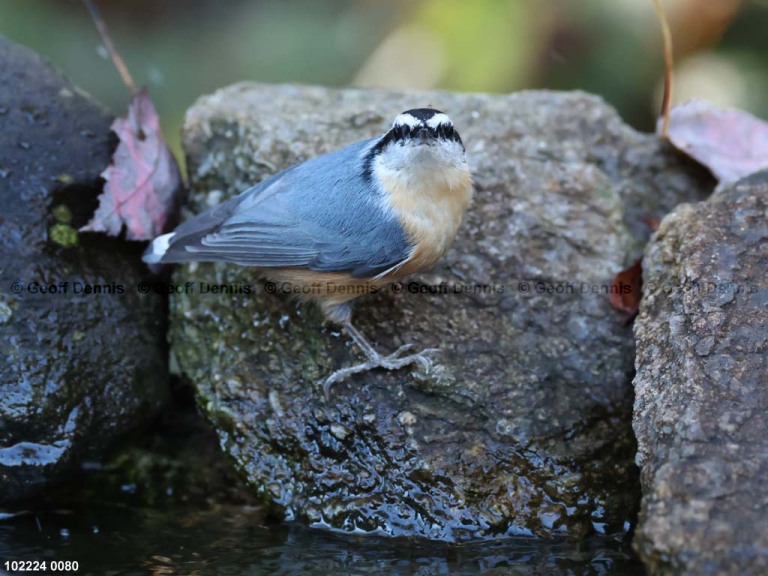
[0,503,644,575]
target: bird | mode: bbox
[143,108,473,394]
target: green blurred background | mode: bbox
[2,0,767,161]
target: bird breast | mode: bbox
[375,160,473,277]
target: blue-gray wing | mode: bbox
[155,139,412,278]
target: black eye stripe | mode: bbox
[388,124,462,150]
[390,122,457,140]
[362,118,464,182]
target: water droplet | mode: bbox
[147,66,165,87]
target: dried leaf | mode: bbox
[662,100,768,183]
[609,259,643,317]
[81,88,182,240]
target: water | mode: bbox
[0,399,645,575]
[0,502,645,576]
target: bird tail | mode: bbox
[141,191,247,264]
[142,233,176,263]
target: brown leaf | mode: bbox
[662,100,768,182]
[81,88,182,240]
[609,259,643,317]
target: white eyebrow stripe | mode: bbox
[392,113,421,129]
[426,113,452,129]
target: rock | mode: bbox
[61,396,257,509]
[172,82,711,540]
[633,172,768,574]
[0,36,167,505]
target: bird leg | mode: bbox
[321,320,439,397]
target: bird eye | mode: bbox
[395,125,411,141]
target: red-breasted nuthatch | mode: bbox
[144,108,473,392]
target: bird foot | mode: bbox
[321,346,439,399]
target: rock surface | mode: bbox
[172,82,711,540]
[0,36,167,505]
[633,172,768,574]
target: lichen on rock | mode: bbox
[633,171,768,575]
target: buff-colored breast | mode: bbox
[375,160,473,277]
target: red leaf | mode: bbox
[662,100,768,183]
[644,218,660,232]
[609,259,643,317]
[81,88,182,240]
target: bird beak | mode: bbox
[415,128,434,146]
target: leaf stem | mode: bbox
[82,0,137,94]
[652,0,674,138]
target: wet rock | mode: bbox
[0,36,167,505]
[56,395,256,509]
[633,172,768,574]
[172,83,711,540]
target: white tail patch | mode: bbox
[143,232,175,263]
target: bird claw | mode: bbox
[391,343,416,357]
[320,347,440,399]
